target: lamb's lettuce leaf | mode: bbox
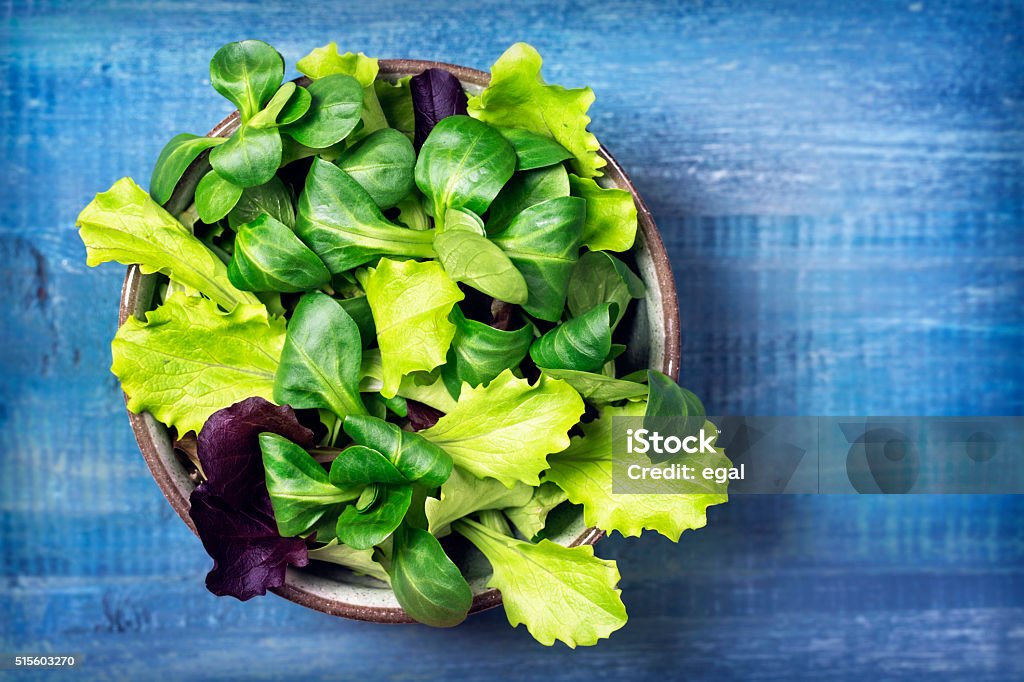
[336,128,416,209]
[545,402,729,540]
[358,258,463,398]
[111,293,284,435]
[77,177,259,310]
[336,484,413,549]
[328,445,408,487]
[210,40,284,123]
[195,170,243,223]
[434,208,528,304]
[149,133,226,205]
[228,175,295,229]
[455,518,626,647]
[282,74,364,149]
[490,196,585,321]
[442,305,533,399]
[487,164,570,234]
[468,43,605,179]
[568,174,637,252]
[567,251,644,328]
[375,76,415,140]
[387,523,472,627]
[530,302,617,373]
[425,467,532,537]
[420,370,584,487]
[227,214,331,293]
[496,127,573,171]
[343,414,453,488]
[414,115,516,230]
[540,368,648,403]
[273,292,368,420]
[260,432,358,537]
[209,123,283,188]
[295,159,435,272]
[307,539,390,583]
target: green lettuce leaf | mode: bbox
[375,76,415,140]
[455,518,626,647]
[420,370,584,487]
[282,74,364,149]
[487,164,569,234]
[149,133,226,205]
[342,415,453,488]
[568,174,637,252]
[496,126,573,170]
[358,350,458,413]
[387,523,472,627]
[227,214,331,293]
[273,292,368,420]
[209,123,283,188]
[260,432,357,537]
[336,128,416,209]
[111,293,284,434]
[504,482,569,540]
[307,539,390,583]
[77,177,260,310]
[424,467,532,537]
[468,43,605,179]
[296,43,379,85]
[545,402,729,540]
[530,302,616,373]
[295,159,435,273]
[434,208,528,304]
[540,368,648,403]
[441,305,534,399]
[358,258,464,398]
[209,40,284,123]
[228,175,296,230]
[336,484,413,550]
[491,196,585,321]
[567,251,644,328]
[195,170,243,224]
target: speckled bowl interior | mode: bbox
[119,59,680,623]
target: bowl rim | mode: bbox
[118,57,680,623]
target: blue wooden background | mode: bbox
[1,0,1022,679]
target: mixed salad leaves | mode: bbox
[76,40,728,647]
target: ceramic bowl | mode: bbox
[119,59,680,622]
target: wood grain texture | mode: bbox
[0,0,1022,680]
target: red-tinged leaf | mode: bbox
[406,400,444,431]
[196,397,315,506]
[411,68,468,149]
[190,487,309,600]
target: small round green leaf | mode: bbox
[195,170,243,223]
[335,128,415,209]
[209,124,283,188]
[227,214,331,293]
[283,74,363,148]
[210,40,284,122]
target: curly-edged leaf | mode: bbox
[296,42,378,85]
[387,523,472,627]
[468,42,605,179]
[441,305,533,399]
[567,251,644,329]
[195,170,243,223]
[425,466,531,537]
[197,396,315,507]
[209,123,282,188]
[530,302,616,373]
[497,127,573,171]
[295,159,436,272]
[410,67,469,149]
[189,487,309,601]
[259,433,357,537]
[546,402,727,540]
[307,539,390,582]
[111,293,283,435]
[336,128,416,209]
[569,174,637,252]
[227,214,331,293]
[273,292,368,420]
[149,133,226,205]
[329,445,408,487]
[488,164,570,234]
[490,195,585,321]
[504,482,569,540]
[643,370,706,463]
[420,370,584,487]
[77,177,259,310]
[282,74,363,149]
[343,414,453,488]
[228,175,295,230]
[210,40,283,123]
[434,209,528,304]
[375,76,415,140]
[540,368,648,403]
[358,258,463,398]
[359,350,458,414]
[414,115,516,229]
[456,518,626,647]
[336,484,412,549]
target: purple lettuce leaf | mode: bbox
[411,68,468,149]
[190,488,309,600]
[406,400,444,432]
[196,396,315,506]
[188,397,316,601]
